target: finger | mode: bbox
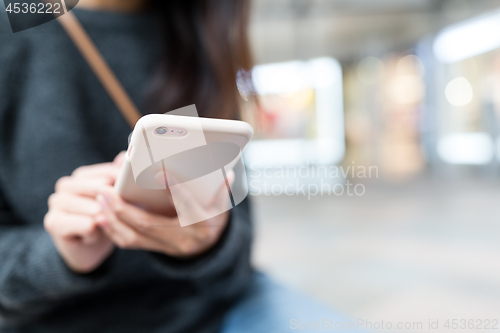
[167,171,234,210]
[225,169,235,187]
[96,191,224,256]
[55,177,112,197]
[95,198,181,254]
[166,176,201,215]
[153,169,171,190]
[81,228,102,245]
[166,176,223,227]
[153,170,174,205]
[72,163,120,181]
[48,192,102,216]
[96,196,141,249]
[99,189,177,229]
[45,210,98,239]
[113,151,126,168]
[210,169,235,208]
[164,173,193,203]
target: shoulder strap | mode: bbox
[57,10,142,128]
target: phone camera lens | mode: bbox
[155,127,168,135]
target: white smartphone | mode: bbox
[114,113,253,217]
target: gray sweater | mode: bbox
[0,8,253,333]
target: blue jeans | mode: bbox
[221,273,360,333]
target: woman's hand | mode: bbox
[95,173,233,258]
[44,156,124,273]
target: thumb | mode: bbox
[113,151,126,168]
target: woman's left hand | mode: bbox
[95,177,231,258]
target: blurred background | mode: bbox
[243,0,500,331]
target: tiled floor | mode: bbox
[251,178,500,332]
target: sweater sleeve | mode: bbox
[0,190,117,321]
[0,24,116,321]
[0,195,253,321]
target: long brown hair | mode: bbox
[148,0,253,120]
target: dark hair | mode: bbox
[148,0,253,120]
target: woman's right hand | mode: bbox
[43,156,123,274]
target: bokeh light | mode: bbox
[356,56,384,84]
[445,77,474,106]
[395,55,425,82]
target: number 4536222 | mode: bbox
[5,2,62,14]
[444,319,498,330]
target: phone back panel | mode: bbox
[114,114,253,216]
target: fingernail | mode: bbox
[167,174,180,187]
[102,193,112,205]
[95,215,110,230]
[95,213,107,224]
[100,220,110,228]
[96,194,108,212]
[154,171,168,188]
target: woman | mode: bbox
[0,0,344,332]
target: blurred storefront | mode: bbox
[345,8,500,182]
[247,4,500,186]
[344,53,426,181]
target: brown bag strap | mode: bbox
[57,10,142,128]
